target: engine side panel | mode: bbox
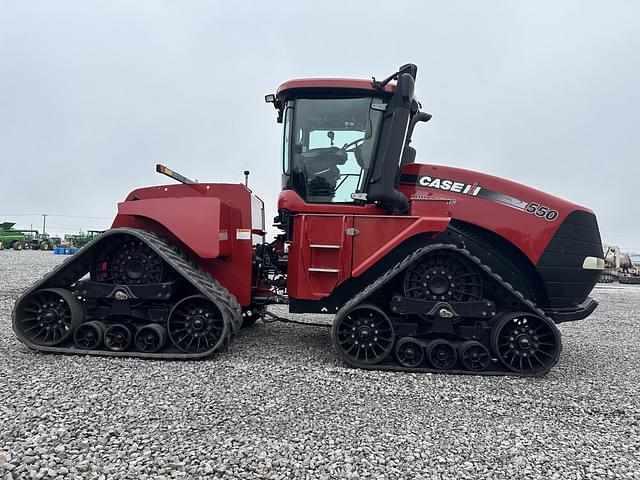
[399,163,587,263]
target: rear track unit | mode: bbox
[12,228,242,359]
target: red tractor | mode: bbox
[13,64,603,375]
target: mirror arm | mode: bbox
[405,112,432,145]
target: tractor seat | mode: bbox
[300,147,347,202]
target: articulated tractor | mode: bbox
[13,64,604,375]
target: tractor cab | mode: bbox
[267,64,430,214]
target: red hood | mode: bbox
[399,163,592,263]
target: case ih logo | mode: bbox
[400,173,560,222]
[417,176,481,196]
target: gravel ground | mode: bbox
[0,250,639,479]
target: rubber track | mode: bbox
[619,276,640,285]
[332,242,563,377]
[12,228,242,359]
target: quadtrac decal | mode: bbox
[400,174,559,221]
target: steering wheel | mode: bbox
[342,137,365,153]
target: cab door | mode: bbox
[287,214,354,300]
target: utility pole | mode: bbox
[42,214,48,235]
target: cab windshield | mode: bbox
[284,97,384,203]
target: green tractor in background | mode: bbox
[24,232,59,251]
[65,230,104,248]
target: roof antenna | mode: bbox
[244,170,250,187]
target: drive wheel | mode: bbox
[104,324,134,351]
[91,238,165,284]
[458,340,491,372]
[333,304,394,365]
[135,324,167,353]
[426,339,457,370]
[490,311,561,375]
[167,295,227,353]
[74,321,106,349]
[403,250,482,303]
[395,337,425,367]
[40,242,50,251]
[14,288,83,346]
[13,241,24,251]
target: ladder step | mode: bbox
[309,267,340,273]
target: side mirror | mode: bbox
[265,93,284,123]
[396,73,415,104]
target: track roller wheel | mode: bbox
[74,321,106,349]
[426,339,457,370]
[458,340,491,372]
[104,324,134,351]
[395,337,425,367]
[490,311,561,375]
[14,288,83,346]
[135,324,167,353]
[333,304,395,365]
[167,295,228,353]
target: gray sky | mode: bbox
[1,1,638,249]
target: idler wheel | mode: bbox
[426,339,457,370]
[333,304,395,365]
[458,340,491,372]
[490,311,561,375]
[135,324,167,353]
[104,323,134,351]
[167,295,227,354]
[403,250,482,303]
[74,321,106,350]
[395,337,425,368]
[14,288,83,346]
